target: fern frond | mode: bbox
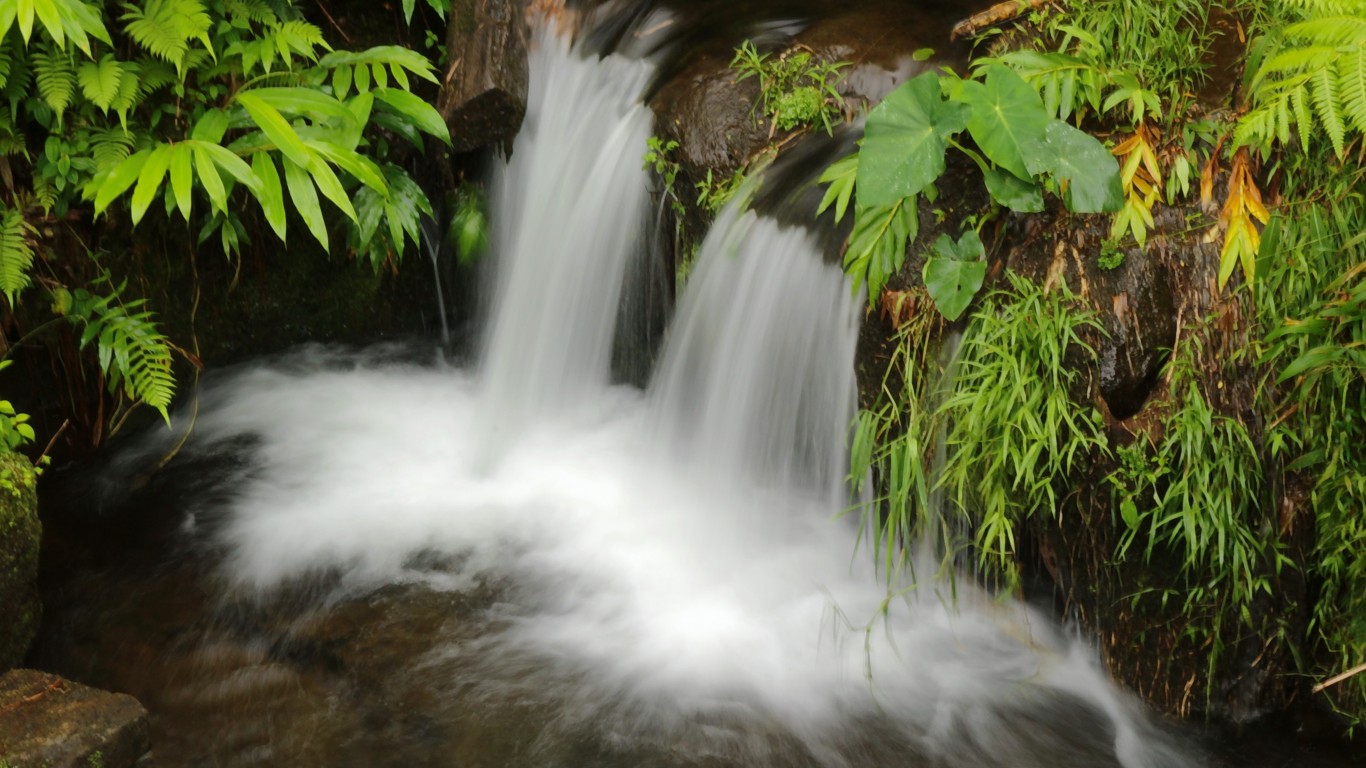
[71,284,176,423]
[1340,44,1366,135]
[78,54,124,113]
[1312,65,1348,156]
[1285,17,1366,48]
[90,128,135,170]
[122,0,214,74]
[0,205,36,305]
[224,0,278,25]
[1279,0,1366,15]
[32,47,75,123]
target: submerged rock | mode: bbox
[0,451,40,670]
[0,669,150,767]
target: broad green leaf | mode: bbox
[236,90,312,167]
[251,151,287,240]
[93,149,151,215]
[1025,120,1123,213]
[982,165,1043,212]
[168,142,193,220]
[130,144,172,224]
[282,154,327,249]
[923,231,986,321]
[958,65,1050,180]
[191,107,230,142]
[374,87,451,144]
[856,72,968,206]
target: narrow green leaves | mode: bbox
[282,153,327,250]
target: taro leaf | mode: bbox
[958,65,1050,181]
[856,72,969,207]
[1025,119,1123,213]
[923,230,986,321]
[983,165,1043,212]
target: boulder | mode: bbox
[438,0,531,152]
[0,669,150,768]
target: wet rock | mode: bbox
[0,669,150,768]
[1028,227,1178,419]
[0,451,40,670]
[438,0,531,152]
[650,50,769,181]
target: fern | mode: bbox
[227,18,328,75]
[89,128,135,170]
[69,281,176,424]
[122,0,214,74]
[77,54,124,113]
[0,205,36,305]
[1239,5,1366,158]
[32,46,75,123]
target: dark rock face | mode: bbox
[0,451,40,670]
[439,0,531,152]
[0,669,150,768]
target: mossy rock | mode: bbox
[0,450,40,670]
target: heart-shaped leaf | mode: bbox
[857,72,969,207]
[923,231,987,321]
[1026,119,1123,213]
[957,65,1050,180]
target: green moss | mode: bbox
[0,450,40,670]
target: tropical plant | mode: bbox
[0,0,450,439]
[819,65,1122,312]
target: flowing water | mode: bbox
[37,17,1211,768]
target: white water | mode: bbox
[144,21,1198,768]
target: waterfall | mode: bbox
[478,24,653,442]
[100,17,1202,768]
[648,202,860,504]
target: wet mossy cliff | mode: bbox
[0,450,40,669]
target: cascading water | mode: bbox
[69,16,1203,768]
[478,25,653,442]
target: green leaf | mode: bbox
[236,90,312,167]
[1025,120,1123,213]
[195,141,261,194]
[191,107,230,142]
[168,142,193,220]
[817,153,857,223]
[923,231,986,321]
[192,144,226,213]
[282,154,327,249]
[130,144,172,224]
[856,72,968,206]
[373,87,451,144]
[93,149,151,216]
[983,166,1043,212]
[251,151,287,241]
[957,65,1050,180]
[305,153,356,222]
[0,205,36,305]
[77,55,123,112]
